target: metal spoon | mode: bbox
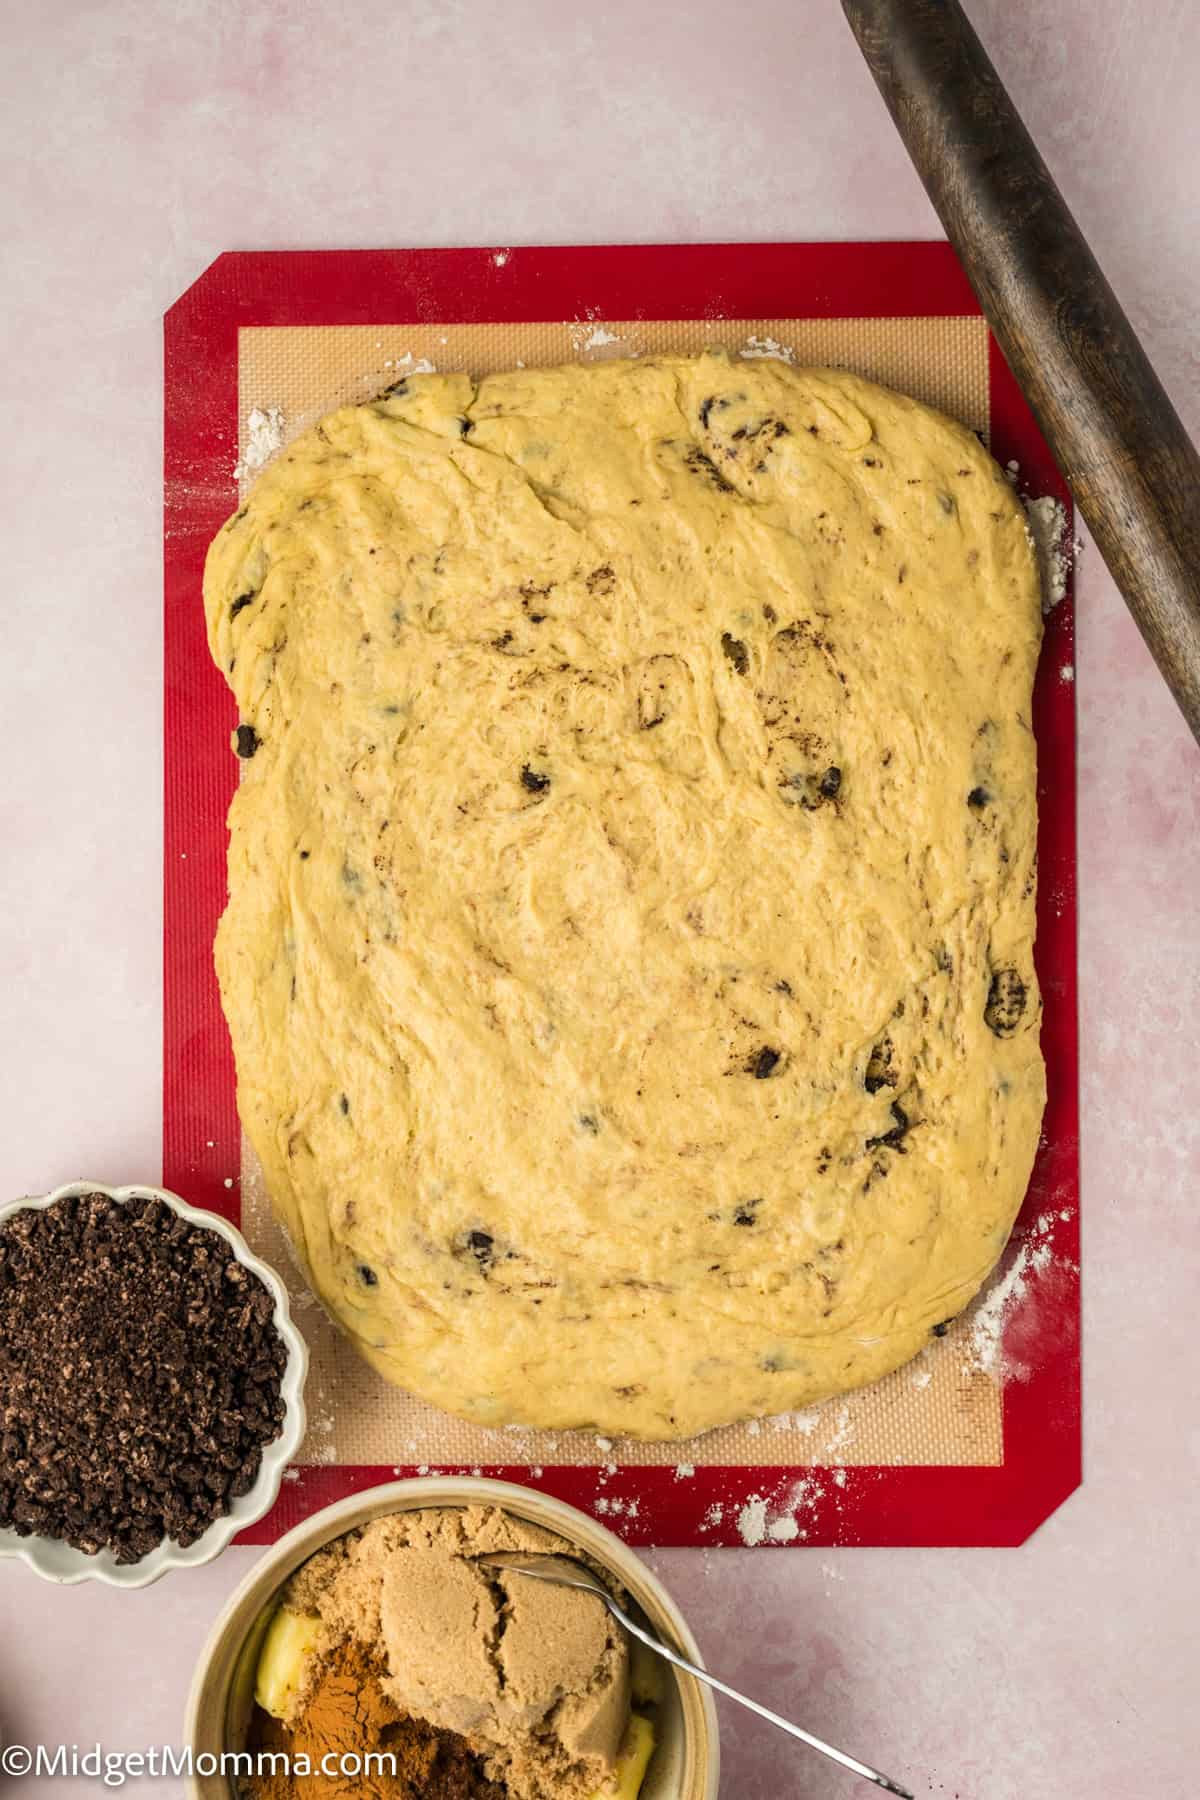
[477,1552,913,1798]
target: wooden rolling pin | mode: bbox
[841,0,1200,745]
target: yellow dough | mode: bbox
[204,352,1045,1440]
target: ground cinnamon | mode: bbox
[243,1638,505,1800]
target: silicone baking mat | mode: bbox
[164,245,1079,1547]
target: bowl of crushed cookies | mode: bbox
[0,1179,308,1588]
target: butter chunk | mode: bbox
[254,1607,323,1721]
[592,1712,657,1799]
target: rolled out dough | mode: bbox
[204,352,1045,1439]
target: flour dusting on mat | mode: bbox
[768,1408,819,1436]
[568,319,631,356]
[234,405,285,481]
[737,1495,769,1546]
[826,1404,853,1461]
[965,1210,1061,1377]
[383,351,436,377]
[739,334,795,363]
[1024,496,1070,612]
[735,1473,823,1544]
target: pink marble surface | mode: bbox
[1,1,1198,1794]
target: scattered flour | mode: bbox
[736,1474,823,1545]
[492,249,510,268]
[594,1436,613,1452]
[785,1475,820,1517]
[530,1465,543,1479]
[769,1408,819,1435]
[1024,496,1070,612]
[569,318,630,356]
[737,1495,768,1546]
[701,1503,725,1530]
[674,1463,695,1480]
[1060,664,1075,684]
[382,351,436,377]
[234,405,285,481]
[826,1404,853,1461]
[739,334,795,363]
[832,1467,848,1488]
[966,1211,1058,1376]
[594,1496,638,1518]
[911,1367,933,1390]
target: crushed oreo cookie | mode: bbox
[0,1191,289,1564]
[984,967,1028,1036]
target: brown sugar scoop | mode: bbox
[842,0,1200,746]
[480,1553,914,1796]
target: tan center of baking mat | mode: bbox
[237,313,1002,1472]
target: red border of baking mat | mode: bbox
[164,245,1079,1548]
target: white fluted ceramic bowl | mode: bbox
[0,1179,308,1589]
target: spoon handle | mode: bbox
[610,1602,913,1798]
